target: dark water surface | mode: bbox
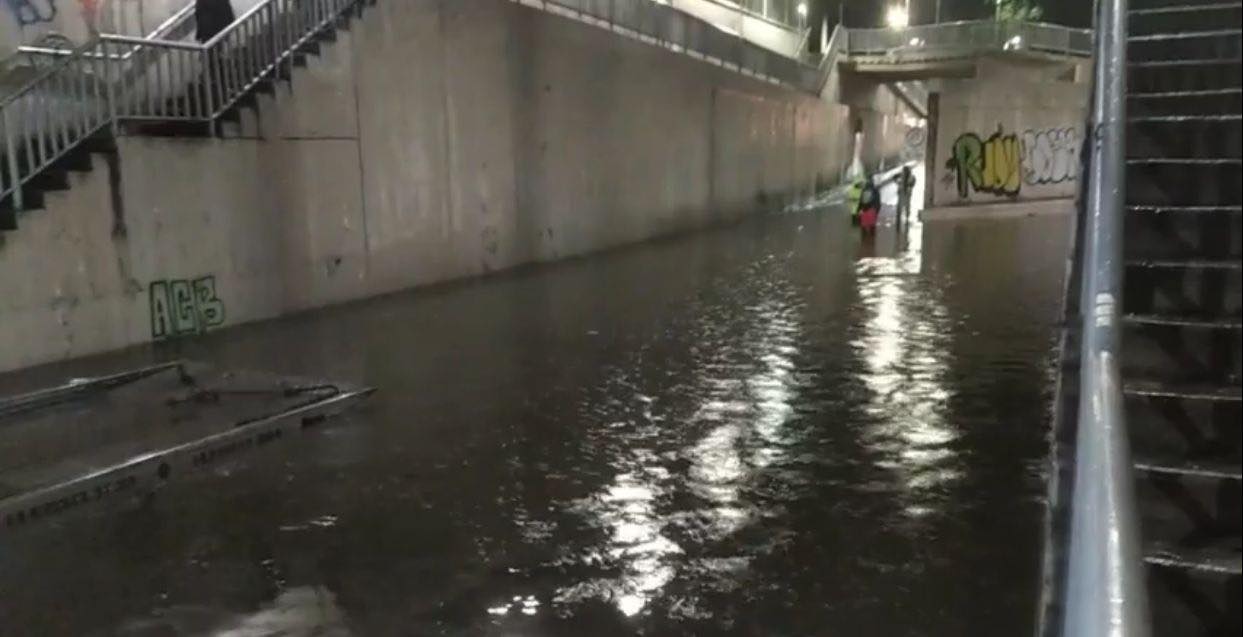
[0,207,1072,636]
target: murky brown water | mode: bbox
[0,204,1072,636]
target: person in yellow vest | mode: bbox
[847,178,864,226]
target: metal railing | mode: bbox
[16,0,199,66]
[809,23,847,91]
[845,19,1092,60]
[1058,0,1150,635]
[3,0,359,212]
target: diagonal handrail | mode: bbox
[3,0,360,214]
[1059,0,1150,635]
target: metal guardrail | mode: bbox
[3,0,358,212]
[845,19,1092,60]
[1060,0,1150,635]
[17,0,199,65]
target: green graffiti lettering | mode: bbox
[945,126,1022,199]
[148,275,227,340]
[170,280,197,335]
[192,276,226,328]
[948,133,983,198]
[149,280,173,339]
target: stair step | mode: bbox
[1124,312,1242,383]
[1130,88,1243,117]
[1127,116,1242,160]
[1126,161,1242,208]
[1126,376,1242,468]
[1147,541,1243,576]
[0,197,17,230]
[1129,258,1243,270]
[1131,0,1243,9]
[1126,314,1243,329]
[1129,30,1243,63]
[1146,541,1243,637]
[1129,3,1243,37]
[1125,205,1242,261]
[1124,259,1243,317]
[1126,380,1243,401]
[1135,458,1242,541]
[1137,459,1242,480]
[1129,59,1242,93]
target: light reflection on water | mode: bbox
[0,195,1072,636]
[555,285,806,618]
[854,213,961,520]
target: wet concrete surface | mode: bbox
[0,202,1073,636]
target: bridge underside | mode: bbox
[841,51,1083,82]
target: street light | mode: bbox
[886,3,910,29]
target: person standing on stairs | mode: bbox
[196,0,237,43]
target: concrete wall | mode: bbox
[928,58,1089,208]
[0,0,856,372]
[2,0,268,61]
[668,0,804,58]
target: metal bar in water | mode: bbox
[0,388,373,537]
[0,362,187,421]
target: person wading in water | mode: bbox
[857,175,881,238]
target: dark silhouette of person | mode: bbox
[196,0,236,43]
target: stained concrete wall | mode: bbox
[667,0,804,58]
[1,0,865,372]
[929,58,1089,208]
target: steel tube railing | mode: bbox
[1060,0,1150,635]
[2,0,364,213]
[844,19,1091,59]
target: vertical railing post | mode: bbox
[105,43,119,136]
[4,108,23,212]
[270,2,281,76]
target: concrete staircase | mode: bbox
[0,0,374,230]
[1124,0,1242,633]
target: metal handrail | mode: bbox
[18,0,199,62]
[3,0,359,212]
[845,19,1092,59]
[1060,0,1150,635]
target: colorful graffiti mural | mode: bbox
[944,124,1080,199]
[946,126,1023,198]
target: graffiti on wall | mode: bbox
[149,275,226,340]
[943,125,1080,199]
[3,0,58,26]
[1021,127,1079,186]
[945,126,1023,198]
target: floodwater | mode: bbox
[0,191,1073,636]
